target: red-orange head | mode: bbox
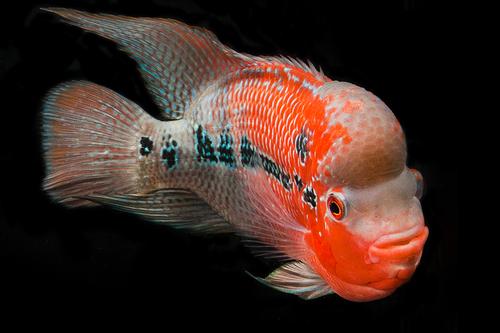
[304,81,428,301]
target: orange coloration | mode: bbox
[202,63,331,227]
[194,61,426,301]
[341,100,363,113]
[41,8,428,301]
[307,218,428,301]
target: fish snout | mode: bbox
[368,224,428,265]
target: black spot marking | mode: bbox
[294,175,304,190]
[303,186,317,208]
[140,137,153,156]
[280,173,292,191]
[240,136,256,167]
[195,125,217,163]
[240,135,292,191]
[218,130,236,167]
[295,129,308,164]
[258,153,292,191]
[161,135,178,169]
[259,154,281,180]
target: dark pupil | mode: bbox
[330,200,340,215]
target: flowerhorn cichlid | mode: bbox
[41,8,428,301]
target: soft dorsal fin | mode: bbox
[43,8,250,120]
[82,189,232,234]
[249,261,333,300]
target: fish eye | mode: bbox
[410,169,424,199]
[327,193,346,221]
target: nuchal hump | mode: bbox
[317,82,407,187]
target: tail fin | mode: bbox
[42,81,156,207]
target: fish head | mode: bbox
[306,82,428,301]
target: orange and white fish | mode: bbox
[41,8,428,302]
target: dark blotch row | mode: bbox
[280,173,292,191]
[140,136,153,156]
[240,135,293,191]
[161,135,178,169]
[195,125,236,168]
[218,130,236,167]
[256,152,293,191]
[303,186,317,208]
[195,125,217,163]
[295,129,308,164]
[294,174,304,190]
[259,154,281,180]
[240,135,256,167]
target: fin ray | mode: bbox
[43,7,250,120]
[249,261,333,300]
[234,167,309,260]
[261,55,329,81]
[42,80,155,207]
[84,189,232,234]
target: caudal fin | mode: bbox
[42,81,156,207]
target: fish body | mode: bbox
[42,8,428,301]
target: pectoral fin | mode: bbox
[249,261,333,300]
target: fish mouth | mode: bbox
[317,224,429,301]
[352,225,428,293]
[368,225,429,264]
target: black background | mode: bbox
[0,0,457,331]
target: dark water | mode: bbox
[0,1,457,330]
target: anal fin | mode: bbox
[83,189,232,234]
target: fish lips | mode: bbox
[368,224,429,264]
[362,225,429,291]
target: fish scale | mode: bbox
[41,8,427,302]
[112,63,329,247]
[197,71,326,239]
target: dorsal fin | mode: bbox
[261,55,329,81]
[43,8,251,120]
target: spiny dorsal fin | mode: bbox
[261,55,328,81]
[82,189,232,234]
[43,8,250,120]
[249,261,333,300]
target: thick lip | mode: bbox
[373,224,425,247]
[368,225,428,263]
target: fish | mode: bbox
[40,8,428,302]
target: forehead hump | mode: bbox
[317,82,407,187]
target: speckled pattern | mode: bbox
[40,8,426,302]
